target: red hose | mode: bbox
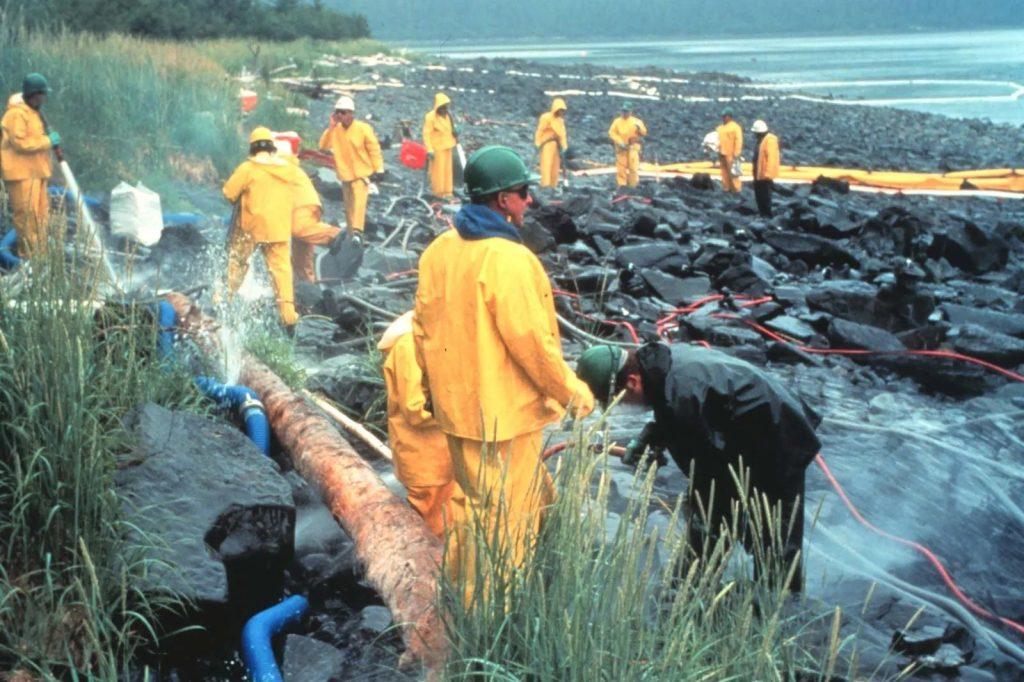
[814,453,1024,637]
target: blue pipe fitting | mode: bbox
[241,594,309,682]
[0,230,22,270]
[194,376,271,456]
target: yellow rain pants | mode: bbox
[615,144,641,188]
[291,205,340,283]
[226,230,297,326]
[5,178,50,257]
[342,179,369,233]
[535,98,568,188]
[717,119,744,193]
[428,148,453,199]
[444,430,552,603]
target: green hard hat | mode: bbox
[621,100,634,111]
[721,106,734,117]
[22,73,49,98]
[576,345,624,404]
[464,145,538,198]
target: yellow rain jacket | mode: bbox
[423,93,457,154]
[534,98,568,151]
[222,153,303,242]
[1,99,53,181]
[717,120,743,160]
[414,228,593,442]
[317,120,384,183]
[608,114,647,149]
[755,133,780,181]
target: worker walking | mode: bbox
[576,342,821,592]
[534,98,568,189]
[751,119,780,218]
[608,102,647,188]
[716,107,743,193]
[318,95,384,247]
[380,311,462,537]
[1,73,58,258]
[422,93,458,199]
[414,146,594,600]
[274,140,342,283]
[222,126,306,329]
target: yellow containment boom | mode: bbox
[574,162,1024,198]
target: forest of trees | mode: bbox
[5,0,370,41]
[333,0,1022,40]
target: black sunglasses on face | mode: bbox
[504,185,530,199]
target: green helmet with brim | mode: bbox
[464,145,539,198]
[576,345,625,404]
[22,73,49,98]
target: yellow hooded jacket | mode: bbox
[1,98,53,181]
[318,120,383,183]
[414,229,593,442]
[423,93,457,154]
[717,120,743,160]
[608,114,647,148]
[534,98,568,151]
[222,153,303,242]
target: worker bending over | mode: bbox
[223,127,305,329]
[608,102,647,188]
[318,95,384,247]
[534,97,568,189]
[380,311,462,537]
[414,146,594,600]
[422,93,458,199]
[1,73,59,258]
[577,342,821,592]
[274,140,342,283]
[751,119,780,218]
[717,108,743,193]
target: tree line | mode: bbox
[4,0,370,41]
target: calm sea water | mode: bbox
[413,29,1024,125]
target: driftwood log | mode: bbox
[164,293,445,671]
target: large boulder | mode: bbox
[615,242,688,274]
[282,635,348,682]
[827,318,906,352]
[305,353,383,416]
[928,217,1009,274]
[762,230,860,268]
[116,403,294,611]
[948,324,1024,366]
[806,280,879,323]
[940,303,1024,338]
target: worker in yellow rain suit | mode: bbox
[534,97,568,189]
[414,146,594,603]
[223,126,306,329]
[318,95,384,247]
[274,140,342,283]
[751,119,780,218]
[608,102,647,188]
[1,74,58,258]
[717,107,743,193]
[422,92,458,199]
[380,311,462,537]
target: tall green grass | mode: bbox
[440,421,857,680]
[0,216,203,677]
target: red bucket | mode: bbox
[399,139,428,170]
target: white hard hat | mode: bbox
[334,95,355,112]
[751,119,768,134]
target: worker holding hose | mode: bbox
[717,107,744,193]
[608,101,647,188]
[1,73,58,258]
[222,126,306,329]
[576,342,821,592]
[318,95,384,249]
[414,146,594,601]
[379,311,462,537]
[422,92,458,199]
[273,139,342,284]
[534,97,569,188]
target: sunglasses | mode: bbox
[504,185,530,199]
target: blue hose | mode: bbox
[155,300,177,360]
[162,212,203,228]
[48,185,103,211]
[193,376,271,457]
[241,594,309,682]
[0,230,22,270]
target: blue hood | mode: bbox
[453,204,522,243]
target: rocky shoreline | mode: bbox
[132,53,1024,679]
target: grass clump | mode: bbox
[441,422,854,680]
[0,219,203,677]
